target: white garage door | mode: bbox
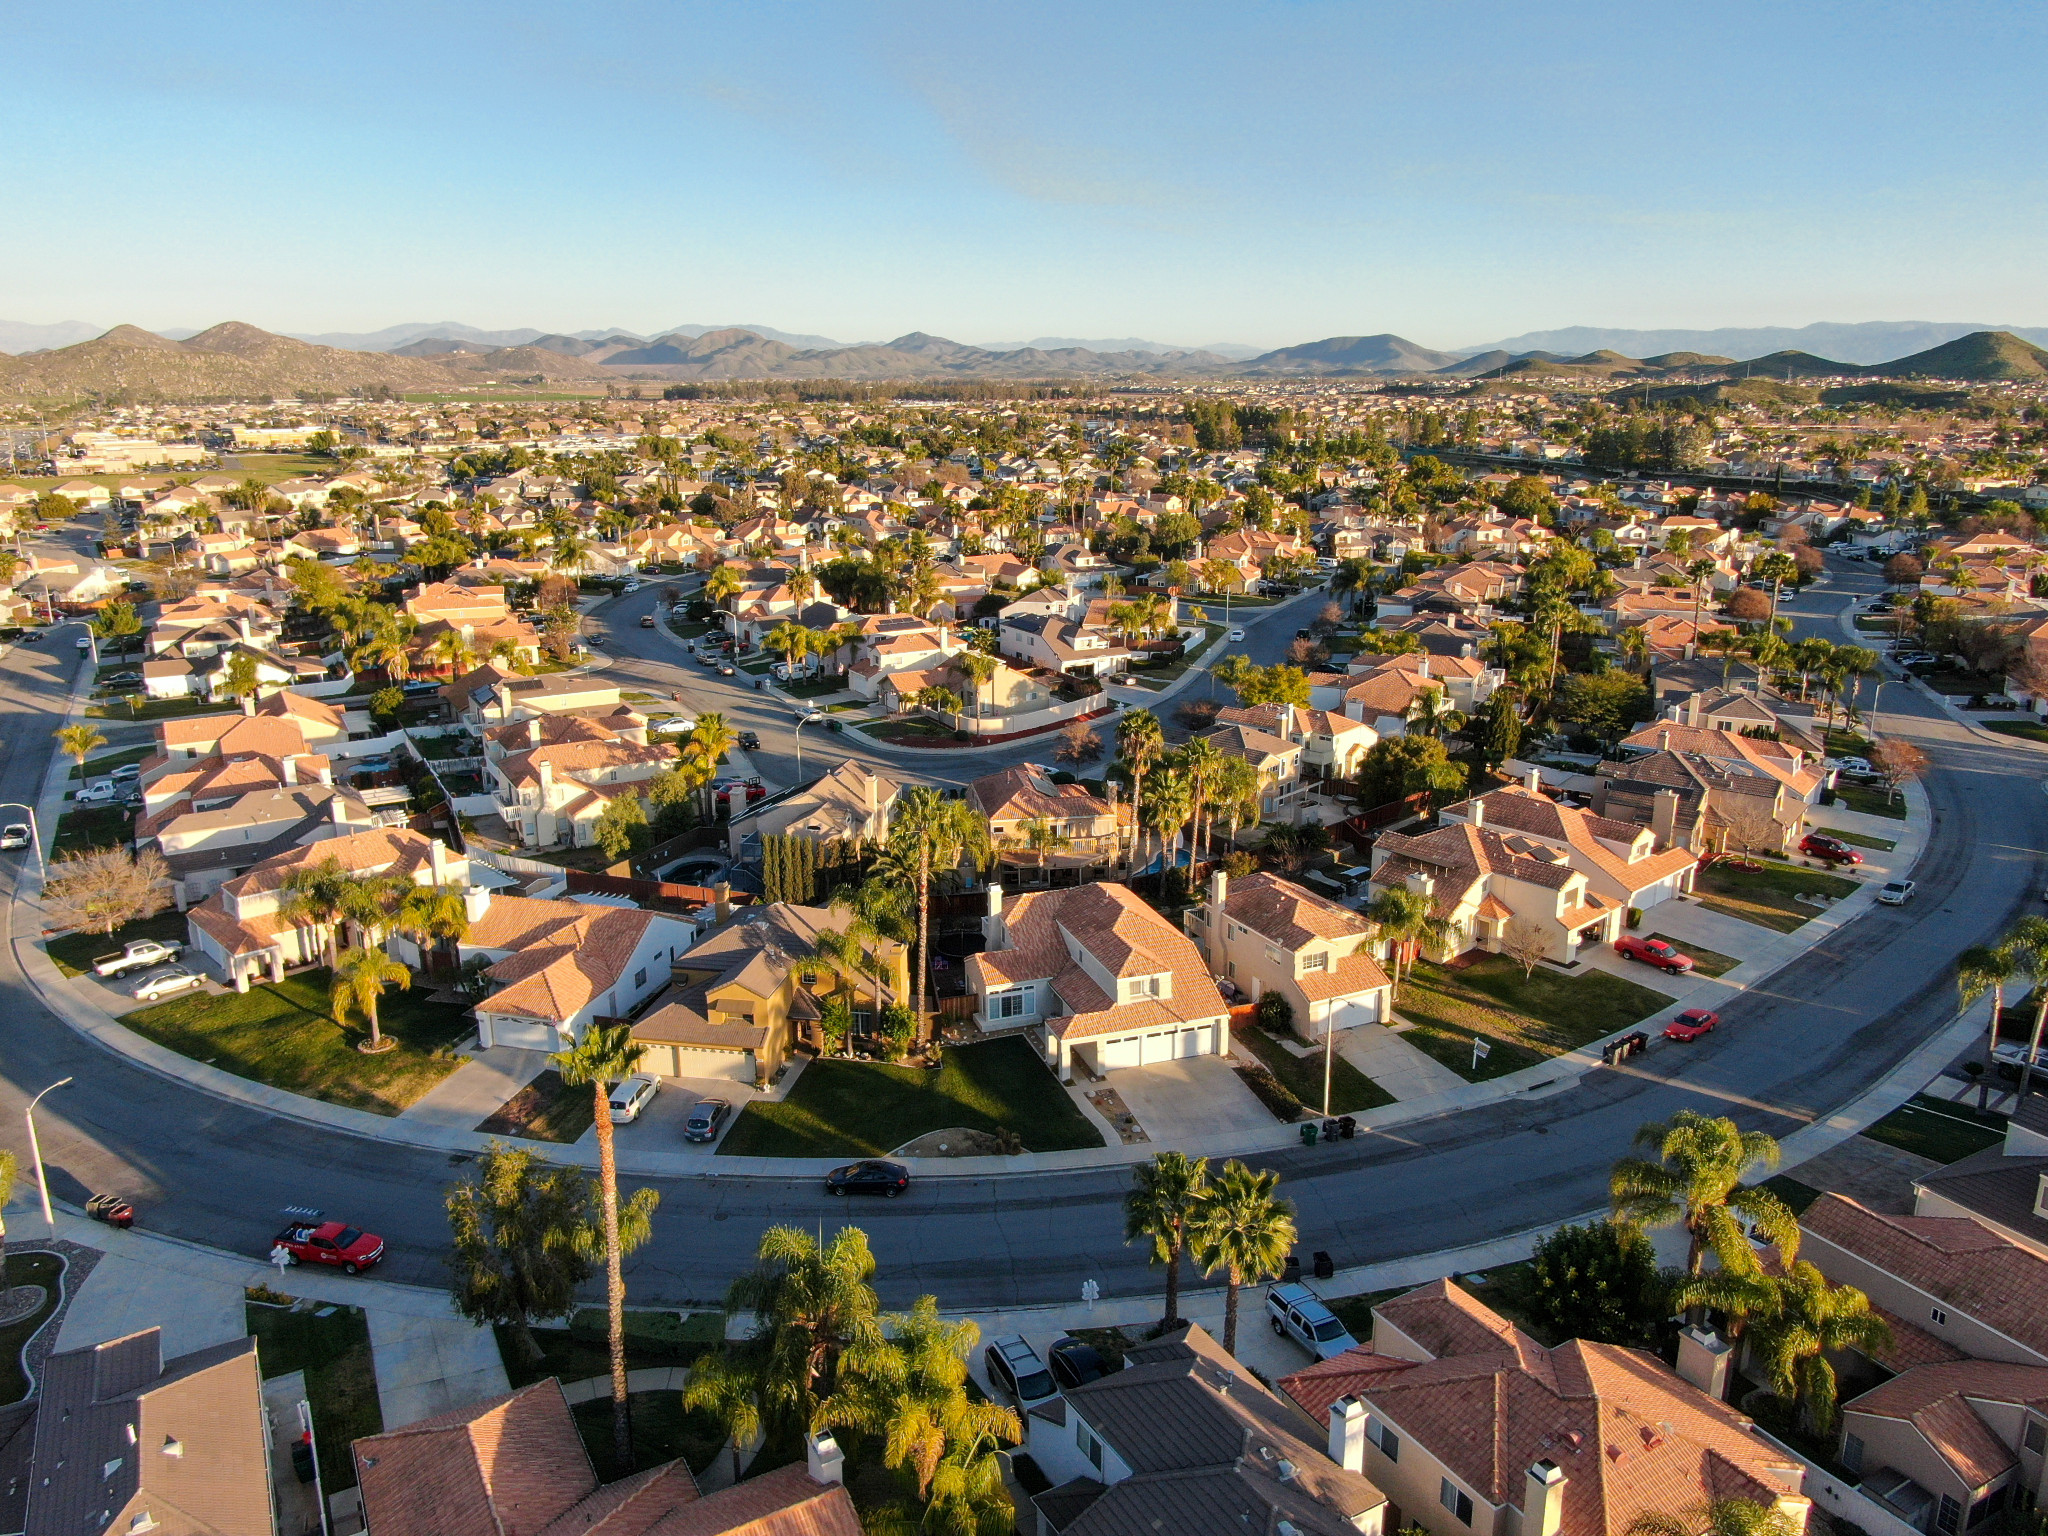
[1099,1036,1143,1071]
[668,1047,754,1084]
[1328,998,1382,1032]
[1176,1026,1205,1059]
[488,1015,560,1051]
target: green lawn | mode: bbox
[45,907,188,977]
[1824,728,1877,758]
[1694,860,1860,933]
[1758,1174,1822,1215]
[0,1253,64,1405]
[1394,955,1671,1082]
[1123,623,1225,689]
[122,969,472,1114]
[1645,931,1739,978]
[1860,1096,2007,1164]
[861,718,960,745]
[246,1296,381,1492]
[498,1310,724,1390]
[1984,719,2048,744]
[52,805,132,856]
[1231,1023,1393,1115]
[719,1036,1103,1157]
[68,742,155,780]
[1818,827,1897,852]
[1832,780,1908,820]
[84,696,215,720]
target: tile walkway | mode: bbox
[1338,1023,1466,1101]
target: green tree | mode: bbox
[1999,916,2048,1101]
[280,855,355,968]
[1553,670,1651,746]
[1115,707,1165,873]
[1528,1221,1667,1345]
[1123,1152,1210,1327]
[0,1148,16,1282]
[91,599,143,658]
[370,685,406,727]
[1357,734,1466,809]
[330,944,410,1054]
[551,1021,663,1467]
[395,882,471,976]
[1475,688,1523,769]
[446,1142,597,1365]
[1190,1160,1296,1358]
[1610,1111,1795,1276]
[1748,1261,1891,1434]
[54,722,106,772]
[1235,662,1312,709]
[220,651,262,707]
[1366,886,1450,993]
[594,792,649,860]
[888,786,992,1036]
[725,1224,887,1431]
[1628,1500,1803,1536]
[1957,943,2019,1111]
[682,1349,764,1486]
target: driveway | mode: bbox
[1339,1024,1466,1101]
[576,1073,761,1154]
[1108,1055,1275,1146]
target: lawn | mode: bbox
[0,1252,64,1405]
[475,1069,597,1144]
[861,718,962,746]
[121,968,472,1114]
[1832,779,1908,820]
[1984,719,2048,744]
[1394,955,1671,1083]
[718,1036,1103,1157]
[781,675,849,698]
[246,1295,382,1492]
[52,805,133,856]
[1758,1174,1822,1215]
[67,742,154,780]
[1321,1285,1409,1344]
[83,696,215,720]
[1122,623,1225,689]
[1859,1096,2007,1164]
[1231,1023,1394,1116]
[1694,860,1860,933]
[498,1309,724,1390]
[45,907,189,977]
[1818,827,1897,852]
[1824,728,1877,758]
[1645,931,1739,979]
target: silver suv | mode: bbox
[1266,1282,1360,1360]
[983,1335,1060,1410]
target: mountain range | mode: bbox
[1,321,2045,401]
[1458,320,2048,366]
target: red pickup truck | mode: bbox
[270,1219,386,1274]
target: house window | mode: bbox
[1440,1479,1473,1525]
[1931,1306,1949,1326]
[1226,961,1235,978]
[1077,1420,1103,1471]
[2026,1420,2047,1455]
[1369,1421,1399,1462]
[1842,1434,1864,1471]
[634,968,647,989]
[854,1010,873,1030]
[1938,1496,1962,1534]
[1300,951,1327,972]
[990,985,1035,1020]
[1126,974,1162,1001]
[1969,1488,2008,1528]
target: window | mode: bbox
[1969,1488,2008,1529]
[1938,1495,1963,1534]
[1227,961,1236,978]
[1842,1435,1864,1472]
[853,1010,873,1030]
[1931,1306,1950,1326]
[634,968,647,988]
[990,985,1034,1020]
[1301,951,1327,972]
[1440,1479,1473,1525]
[1077,1420,1103,1471]
[2026,1420,2046,1455]
[1126,974,1162,1001]
[1368,1421,1399,1462]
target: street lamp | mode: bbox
[792,712,816,778]
[41,617,98,668]
[0,802,46,882]
[25,1076,72,1233]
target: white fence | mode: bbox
[942,692,1109,738]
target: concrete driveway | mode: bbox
[576,1073,759,1154]
[1108,1055,1275,1146]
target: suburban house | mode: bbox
[999,611,1130,679]
[487,731,676,848]
[629,901,907,1086]
[1911,1096,2048,1259]
[1202,719,1313,823]
[351,1380,859,1536]
[185,828,471,989]
[1186,870,1393,1039]
[1835,1363,2048,1536]
[1217,702,1381,780]
[457,671,637,731]
[149,690,355,768]
[1366,814,1628,966]
[967,881,1230,1080]
[148,780,382,906]
[968,765,1126,881]
[1594,747,1807,856]
[1278,1281,1810,1536]
[1436,781,1699,914]
[726,760,904,859]
[1028,1322,1388,1536]
[0,1329,273,1536]
[459,889,697,1051]
[1614,721,1826,807]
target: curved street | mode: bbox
[0,557,2037,1309]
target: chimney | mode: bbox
[1208,868,1228,911]
[1657,728,1671,752]
[714,880,732,925]
[1404,870,1434,900]
[1327,1396,1366,1474]
[280,755,296,786]
[528,715,543,748]
[983,883,1006,949]
[1524,1460,1568,1536]
[1651,790,1679,850]
[429,838,448,883]
[865,769,878,814]
[1687,693,1703,727]
[1468,800,1485,830]
[241,691,256,716]
[1525,767,1542,794]
[806,1431,845,1486]
[1677,1326,1732,1399]
[464,884,493,923]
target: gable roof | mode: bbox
[1223,871,1375,950]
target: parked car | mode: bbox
[1266,1282,1359,1359]
[1047,1336,1111,1390]
[270,1217,385,1273]
[683,1098,731,1143]
[1992,1041,2048,1079]
[94,939,182,977]
[402,679,442,696]
[1799,833,1862,865]
[982,1336,1060,1410]
[607,1074,660,1124]
[110,762,141,782]
[1662,1008,1720,1042]
[1878,880,1916,906]
[824,1160,909,1197]
[737,730,761,750]
[718,664,736,676]
[131,965,205,1002]
[1829,757,1875,777]
[77,779,119,804]
[1227,628,1246,642]
[0,823,29,850]
[1614,935,1694,974]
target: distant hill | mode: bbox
[0,319,104,355]
[1735,350,1863,380]
[1239,334,1462,375]
[0,322,476,400]
[1881,330,2048,380]
[1461,321,2048,366]
[1640,351,1735,368]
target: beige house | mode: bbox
[459,890,694,1051]
[968,764,1125,880]
[488,733,675,848]
[1436,781,1698,914]
[1218,702,1380,780]
[727,760,903,859]
[1187,870,1393,1039]
[1368,817,1627,966]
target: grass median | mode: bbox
[1231,1022,1393,1115]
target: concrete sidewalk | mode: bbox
[398,1046,551,1129]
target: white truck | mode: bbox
[93,939,183,978]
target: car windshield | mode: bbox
[1016,1370,1056,1400]
[689,1110,712,1126]
[1646,942,1672,956]
[1313,1319,1349,1341]
[335,1227,363,1248]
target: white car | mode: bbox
[0,823,28,850]
[1878,880,1916,906]
[131,965,204,1001]
[1227,628,1246,642]
[607,1074,661,1124]
[1830,757,1874,777]
[77,780,118,804]
[623,579,641,592]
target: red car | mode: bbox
[271,1219,386,1274]
[1663,1009,1720,1042]
[1615,935,1694,974]
[1799,833,1862,865]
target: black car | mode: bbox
[738,730,760,750]
[1047,1337,1109,1390]
[824,1160,909,1197]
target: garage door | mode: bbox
[1099,1037,1142,1071]
[1328,998,1382,1032]
[488,1015,560,1051]
[1176,1026,1206,1059]
[668,1047,754,1084]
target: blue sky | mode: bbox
[7,0,2043,349]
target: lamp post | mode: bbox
[25,1077,72,1233]
[0,803,46,883]
[792,712,815,779]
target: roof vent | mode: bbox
[160,1437,183,1458]
[1277,1459,1297,1483]
[1563,1431,1584,1452]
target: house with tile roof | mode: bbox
[487,730,675,849]
[1614,722,1825,806]
[1911,1096,2048,1262]
[1216,703,1381,780]
[999,611,1131,680]
[1028,1321,1388,1536]
[1592,747,1803,857]
[1835,1361,2048,1536]
[1187,870,1392,1041]
[966,881,1230,1080]
[351,1378,859,1536]
[969,765,1125,879]
[1437,781,1698,915]
[725,761,904,860]
[1278,1280,1809,1536]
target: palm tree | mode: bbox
[1748,1261,1892,1434]
[705,563,743,617]
[1143,766,1192,874]
[1366,886,1448,994]
[2002,916,2048,1101]
[1686,556,1720,645]
[431,627,477,678]
[1957,943,2018,1111]
[1609,1110,1796,1276]
[685,712,738,820]
[54,723,106,773]
[725,1224,886,1429]
[1190,1160,1296,1357]
[1174,736,1227,871]
[1124,1152,1209,1327]
[959,650,997,720]
[551,1020,664,1469]
[280,856,355,968]
[682,1349,764,1485]
[1115,708,1165,873]
[765,620,809,673]
[1629,1499,1803,1536]
[887,787,992,1036]
[1017,813,1070,872]
[397,883,471,976]
[330,944,410,1054]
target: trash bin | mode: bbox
[1337,1115,1357,1140]
[1282,1254,1301,1283]
[1322,1120,1340,1142]
[1313,1251,1335,1280]
[1300,1121,1320,1146]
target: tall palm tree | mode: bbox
[1018,813,1070,872]
[1748,1261,1892,1434]
[764,620,809,673]
[1174,736,1227,871]
[685,713,738,819]
[397,882,471,976]
[1629,1499,1803,1536]
[551,1020,664,1469]
[1685,556,1720,645]
[887,786,992,1035]
[54,723,106,773]
[725,1224,887,1430]
[705,563,743,616]
[1366,886,1448,993]
[330,944,410,1054]
[1610,1111,1796,1276]
[959,650,998,720]
[1115,708,1165,873]
[1124,1152,1209,1327]
[280,856,355,968]
[2001,916,2048,1101]
[1143,766,1192,874]
[431,627,477,678]
[1957,943,2018,1111]
[1190,1160,1296,1357]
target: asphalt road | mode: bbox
[0,558,2038,1310]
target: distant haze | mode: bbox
[1460,321,2048,367]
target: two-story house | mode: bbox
[728,761,904,860]
[969,765,1126,881]
[1436,781,1698,915]
[1187,871,1393,1039]
[1217,703,1380,780]
[487,734,675,848]
[966,881,1229,1081]
[999,611,1129,680]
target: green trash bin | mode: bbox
[1300,1121,1319,1147]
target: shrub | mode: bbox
[1255,991,1295,1034]
[1527,1221,1669,1345]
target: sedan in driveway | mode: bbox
[607,1074,660,1124]
[683,1098,731,1143]
[1615,935,1694,974]
[1048,1336,1110,1390]
[825,1160,909,1197]
[1799,833,1862,865]
[1662,1008,1720,1042]
[1878,880,1916,906]
[131,965,205,1002]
